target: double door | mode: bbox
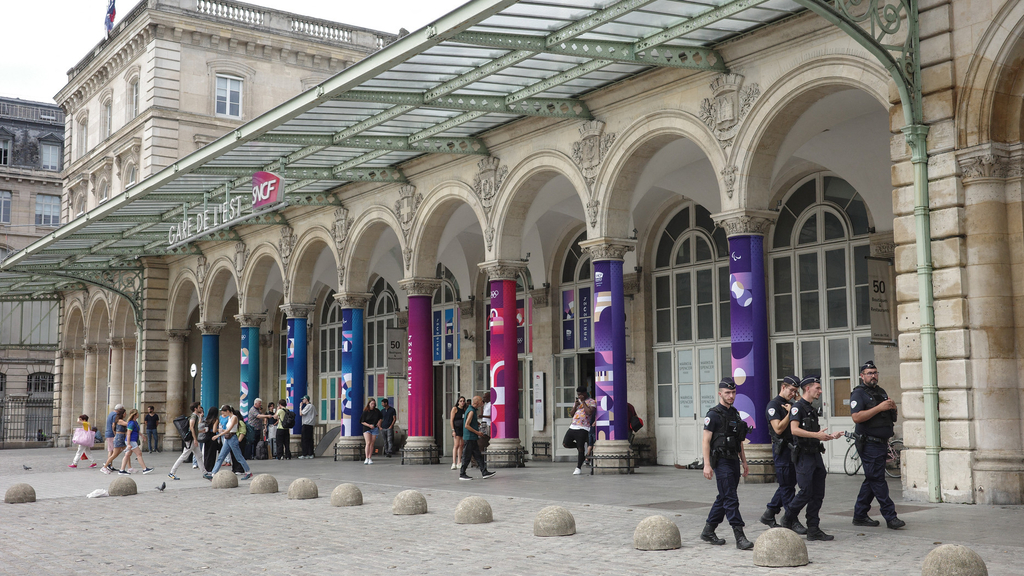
[552,352,593,461]
[653,345,730,466]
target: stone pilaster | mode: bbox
[58,349,78,444]
[166,330,190,424]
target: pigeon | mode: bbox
[22,465,31,470]
[156,482,166,492]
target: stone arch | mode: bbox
[108,296,134,338]
[956,1,1024,147]
[288,225,340,304]
[64,300,87,350]
[595,110,726,239]
[408,180,488,279]
[490,150,590,262]
[734,54,890,211]
[167,271,201,330]
[239,245,285,316]
[85,291,111,344]
[342,205,406,292]
[201,258,238,322]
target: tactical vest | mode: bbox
[795,400,822,452]
[855,384,895,438]
[709,404,747,458]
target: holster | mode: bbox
[789,442,800,464]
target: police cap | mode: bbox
[799,375,820,388]
[719,377,736,390]
[859,360,877,373]
[781,375,801,388]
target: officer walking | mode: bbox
[780,375,843,541]
[759,375,804,532]
[850,361,906,529]
[700,377,754,551]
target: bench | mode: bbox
[401,445,440,465]
[586,451,637,475]
[531,441,552,460]
[482,447,527,468]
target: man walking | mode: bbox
[168,402,206,479]
[760,376,803,531]
[248,398,267,460]
[700,377,753,550]
[299,395,316,459]
[275,399,292,460]
[379,398,398,457]
[144,406,160,453]
[459,395,496,481]
[850,361,906,529]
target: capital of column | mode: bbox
[61,349,77,359]
[234,313,267,328]
[957,146,1021,184]
[109,338,125,350]
[121,338,136,349]
[279,303,315,319]
[195,321,227,336]
[578,237,635,261]
[398,277,441,297]
[333,292,372,309]
[529,286,550,308]
[458,299,475,319]
[711,208,778,237]
[166,329,191,343]
[82,343,97,354]
[477,259,528,281]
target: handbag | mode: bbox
[197,431,210,443]
[72,428,93,446]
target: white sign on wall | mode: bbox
[867,257,896,345]
[386,328,407,378]
[533,371,545,431]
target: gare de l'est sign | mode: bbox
[167,171,283,248]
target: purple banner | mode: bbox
[562,289,575,350]
[579,287,592,349]
[728,235,770,444]
[593,260,627,441]
[489,279,519,439]
[407,295,432,437]
[341,307,364,437]
[432,310,443,362]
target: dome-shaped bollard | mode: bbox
[534,505,576,537]
[108,476,138,497]
[392,489,427,515]
[4,483,36,504]
[249,474,278,494]
[922,544,987,576]
[211,470,238,489]
[331,483,363,507]
[753,527,809,567]
[288,478,319,500]
[633,515,681,550]
[454,496,493,524]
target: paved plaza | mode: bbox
[1,448,1021,575]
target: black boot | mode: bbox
[759,508,778,528]
[734,526,754,550]
[806,526,834,541]
[700,523,726,545]
[779,513,808,535]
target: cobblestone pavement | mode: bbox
[1,448,1022,575]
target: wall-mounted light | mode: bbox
[634,266,642,274]
[462,329,475,342]
[542,282,550,289]
[630,228,638,240]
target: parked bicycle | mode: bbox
[843,432,903,478]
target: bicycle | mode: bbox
[843,432,903,478]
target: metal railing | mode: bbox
[195,0,264,25]
[0,396,56,448]
[0,102,64,125]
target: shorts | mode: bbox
[113,434,127,449]
[454,426,464,437]
[128,441,140,450]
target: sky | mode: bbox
[1,0,469,104]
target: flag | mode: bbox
[104,0,116,37]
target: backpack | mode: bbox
[627,403,644,432]
[255,440,268,460]
[236,419,247,439]
[173,415,193,443]
[282,409,295,429]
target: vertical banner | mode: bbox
[593,260,627,441]
[406,295,432,437]
[516,298,526,354]
[489,279,519,439]
[432,310,443,362]
[445,308,455,360]
[239,326,260,417]
[200,333,219,412]
[286,317,308,435]
[868,257,896,345]
[579,287,592,349]
[562,289,575,350]
[341,308,365,437]
[728,235,770,444]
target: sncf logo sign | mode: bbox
[252,171,283,209]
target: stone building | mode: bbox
[2,0,1023,504]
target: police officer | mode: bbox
[700,377,753,550]
[759,375,804,532]
[780,375,843,541]
[850,360,906,529]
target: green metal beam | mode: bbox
[333,91,590,119]
[256,133,490,154]
[193,166,406,182]
[635,0,769,51]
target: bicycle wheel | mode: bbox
[885,440,904,478]
[844,442,862,476]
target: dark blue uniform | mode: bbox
[785,398,827,528]
[765,394,796,514]
[704,404,745,527]
[850,382,898,522]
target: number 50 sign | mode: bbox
[386,328,407,378]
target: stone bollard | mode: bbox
[108,476,138,497]
[454,496,493,524]
[392,489,428,515]
[249,474,278,494]
[288,478,319,500]
[922,544,988,576]
[534,505,575,537]
[633,515,681,550]
[331,484,363,507]
[753,527,809,567]
[211,470,238,489]
[4,483,36,504]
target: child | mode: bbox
[69,415,97,468]
[118,409,154,475]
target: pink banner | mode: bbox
[251,171,283,209]
[489,279,519,439]
[406,295,432,437]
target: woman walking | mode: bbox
[450,396,467,470]
[204,405,252,480]
[266,402,277,458]
[119,409,153,475]
[202,407,219,473]
[69,415,97,468]
[102,407,127,474]
[361,398,382,464]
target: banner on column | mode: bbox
[406,296,431,437]
[488,279,519,439]
[727,235,769,444]
[593,260,626,441]
[240,330,251,416]
[341,309,355,437]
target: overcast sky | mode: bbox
[1,0,469,104]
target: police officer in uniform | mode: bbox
[700,377,753,550]
[780,375,843,541]
[850,360,906,529]
[759,375,804,532]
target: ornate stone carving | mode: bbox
[108,338,125,350]
[336,265,346,291]
[698,73,760,149]
[398,277,441,297]
[579,237,636,261]
[586,198,600,229]
[393,185,421,237]
[333,292,371,309]
[279,303,315,320]
[234,242,249,275]
[871,242,897,258]
[570,120,616,191]
[712,209,777,237]
[403,246,412,271]
[472,156,508,213]
[958,154,1012,182]
[278,226,297,268]
[478,260,528,281]
[195,255,209,287]
[458,299,475,319]
[166,330,190,343]
[195,322,226,335]
[721,165,738,200]
[622,272,640,296]
[332,206,353,254]
[233,313,266,328]
[529,287,550,308]
[82,343,97,354]
[484,225,495,253]
[61,349,77,359]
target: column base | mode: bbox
[592,439,632,475]
[973,451,1024,505]
[334,436,365,461]
[402,436,439,465]
[743,444,774,484]
[486,438,525,468]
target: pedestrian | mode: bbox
[265,402,278,457]
[360,398,381,464]
[760,375,803,531]
[299,394,316,459]
[69,414,97,468]
[104,403,124,464]
[274,399,292,460]
[118,408,154,475]
[379,397,398,457]
[168,402,206,480]
[204,404,252,480]
[102,406,128,473]
[561,386,596,475]
[780,375,844,541]
[144,405,160,453]
[248,398,267,460]
[481,390,492,435]
[202,406,220,472]
[459,395,496,481]
[699,377,753,550]
[850,361,906,530]
[228,407,247,473]
[450,396,467,470]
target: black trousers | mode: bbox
[563,428,589,469]
[766,444,796,513]
[460,439,487,476]
[707,458,744,527]
[275,428,292,459]
[301,424,314,457]
[786,452,827,528]
[854,440,897,521]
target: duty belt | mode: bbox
[863,435,887,444]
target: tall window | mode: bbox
[216,75,243,118]
[560,231,592,352]
[35,194,60,227]
[76,119,88,158]
[0,191,11,224]
[319,291,344,423]
[0,138,9,165]
[75,193,86,216]
[27,372,54,394]
[365,277,398,404]
[433,265,461,416]
[129,80,140,119]
[125,165,136,189]
[103,101,113,139]
[41,143,60,171]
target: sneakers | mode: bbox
[573,467,582,475]
[101,466,112,475]
[89,463,97,468]
[203,473,213,480]
[363,458,369,464]
[142,468,154,475]
[192,464,199,469]
[117,469,130,476]
[852,516,881,527]
[482,471,496,480]
[459,474,473,481]
[451,463,458,470]
[886,518,906,530]
[367,459,373,465]
[168,473,180,480]
[68,464,77,468]
[241,472,253,480]
[128,468,135,474]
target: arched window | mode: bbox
[433,265,461,418]
[560,231,592,352]
[365,277,399,404]
[27,372,54,394]
[318,291,344,422]
[124,164,137,189]
[75,192,86,216]
[98,180,109,203]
